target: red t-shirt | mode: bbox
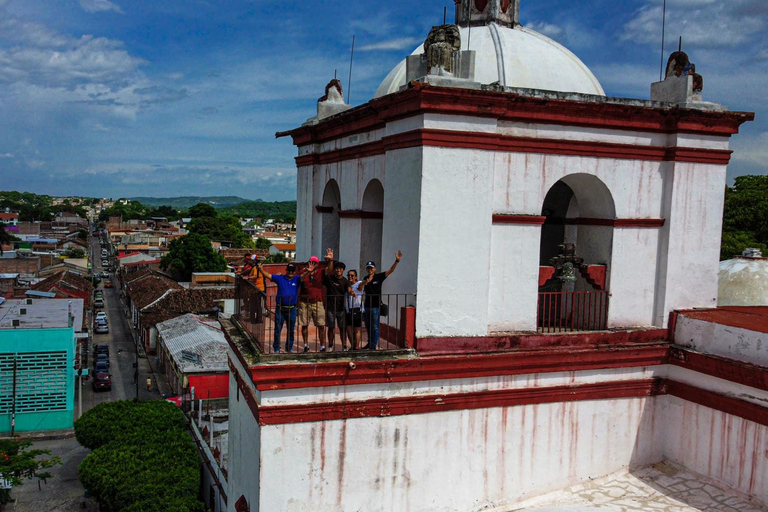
[300,270,324,302]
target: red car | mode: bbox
[104,281,114,288]
[92,372,111,392]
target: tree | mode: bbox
[187,215,254,248]
[0,225,12,255]
[160,233,228,280]
[74,400,204,512]
[187,203,217,219]
[77,229,88,241]
[0,439,61,505]
[721,175,768,260]
[64,248,86,259]
[255,237,273,250]
[264,252,289,263]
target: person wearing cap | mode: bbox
[239,254,267,323]
[360,250,402,350]
[298,250,331,352]
[324,248,355,351]
[258,260,301,353]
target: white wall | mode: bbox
[226,362,262,512]
[674,315,768,367]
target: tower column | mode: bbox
[455,0,519,27]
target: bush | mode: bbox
[74,400,204,512]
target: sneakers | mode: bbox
[342,346,349,351]
[303,345,309,353]
[320,346,326,352]
[361,344,369,350]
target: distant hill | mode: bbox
[129,196,253,209]
[220,200,297,222]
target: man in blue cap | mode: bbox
[258,261,302,353]
[360,250,402,349]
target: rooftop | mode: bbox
[156,313,228,373]
[0,297,84,330]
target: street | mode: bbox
[5,230,171,511]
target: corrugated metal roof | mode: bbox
[156,313,228,374]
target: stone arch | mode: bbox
[321,179,341,258]
[539,173,615,291]
[360,179,384,271]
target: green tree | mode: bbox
[255,237,273,250]
[74,400,204,512]
[0,439,61,505]
[188,215,254,248]
[160,233,228,280]
[64,248,86,259]
[77,229,88,241]
[187,203,217,218]
[0,224,12,254]
[148,205,180,220]
[721,175,768,260]
[264,252,289,263]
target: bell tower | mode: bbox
[454,0,519,27]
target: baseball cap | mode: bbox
[366,261,376,268]
[286,263,296,271]
[250,254,258,261]
[309,256,320,263]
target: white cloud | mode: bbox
[358,37,421,52]
[525,21,566,42]
[79,0,123,14]
[0,152,13,158]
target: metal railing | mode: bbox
[537,290,609,333]
[234,277,416,354]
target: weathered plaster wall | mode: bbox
[257,397,661,512]
[226,360,261,512]
[674,315,768,367]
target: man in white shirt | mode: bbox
[345,269,364,350]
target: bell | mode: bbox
[557,261,577,283]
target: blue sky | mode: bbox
[0,0,766,201]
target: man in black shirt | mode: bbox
[360,250,402,350]
[324,251,352,351]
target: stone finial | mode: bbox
[316,78,351,121]
[454,0,519,27]
[651,50,712,107]
[424,24,462,75]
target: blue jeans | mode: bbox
[274,306,297,353]
[363,307,380,349]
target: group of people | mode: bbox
[241,249,402,353]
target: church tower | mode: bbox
[454,0,519,27]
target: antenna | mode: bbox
[334,69,337,79]
[444,7,447,24]
[347,35,356,105]
[678,36,682,51]
[659,0,666,81]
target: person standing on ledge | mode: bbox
[360,251,402,350]
[258,261,302,353]
[298,249,332,352]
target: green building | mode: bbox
[0,298,83,434]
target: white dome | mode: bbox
[718,257,768,306]
[374,24,604,98]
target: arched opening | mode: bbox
[321,180,341,258]
[360,179,384,271]
[538,174,615,331]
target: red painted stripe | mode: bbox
[258,378,664,425]
[416,328,669,355]
[294,129,733,167]
[282,86,753,146]
[492,214,546,225]
[669,347,768,393]
[248,342,669,391]
[549,218,666,227]
[666,380,768,427]
[337,209,383,219]
[315,205,333,213]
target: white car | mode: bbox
[101,271,109,278]
[96,312,108,323]
[102,260,109,266]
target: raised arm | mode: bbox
[257,262,274,281]
[384,250,403,277]
[325,247,334,275]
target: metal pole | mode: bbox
[659,0,667,81]
[78,371,82,419]
[347,35,356,105]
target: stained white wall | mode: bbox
[674,315,768,367]
[257,397,661,512]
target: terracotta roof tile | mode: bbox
[128,275,184,309]
[141,288,235,327]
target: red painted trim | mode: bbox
[297,128,733,167]
[492,214,546,225]
[666,380,768,427]
[669,347,768,393]
[613,218,666,228]
[282,86,753,147]
[248,342,669,391]
[539,266,556,287]
[553,218,666,227]
[315,205,333,213]
[668,311,679,342]
[229,359,260,423]
[416,328,669,355]
[258,379,663,425]
[580,265,607,291]
[337,209,383,219]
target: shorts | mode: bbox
[346,308,362,328]
[326,308,345,330]
[298,301,325,327]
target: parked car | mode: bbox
[94,297,104,309]
[101,259,109,266]
[96,312,108,322]
[92,372,111,392]
[105,281,114,288]
[95,321,109,334]
[101,271,109,278]
[93,343,109,356]
[94,361,108,373]
[95,352,109,366]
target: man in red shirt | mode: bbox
[298,252,328,352]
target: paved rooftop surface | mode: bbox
[513,462,766,512]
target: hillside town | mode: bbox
[2,1,768,512]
